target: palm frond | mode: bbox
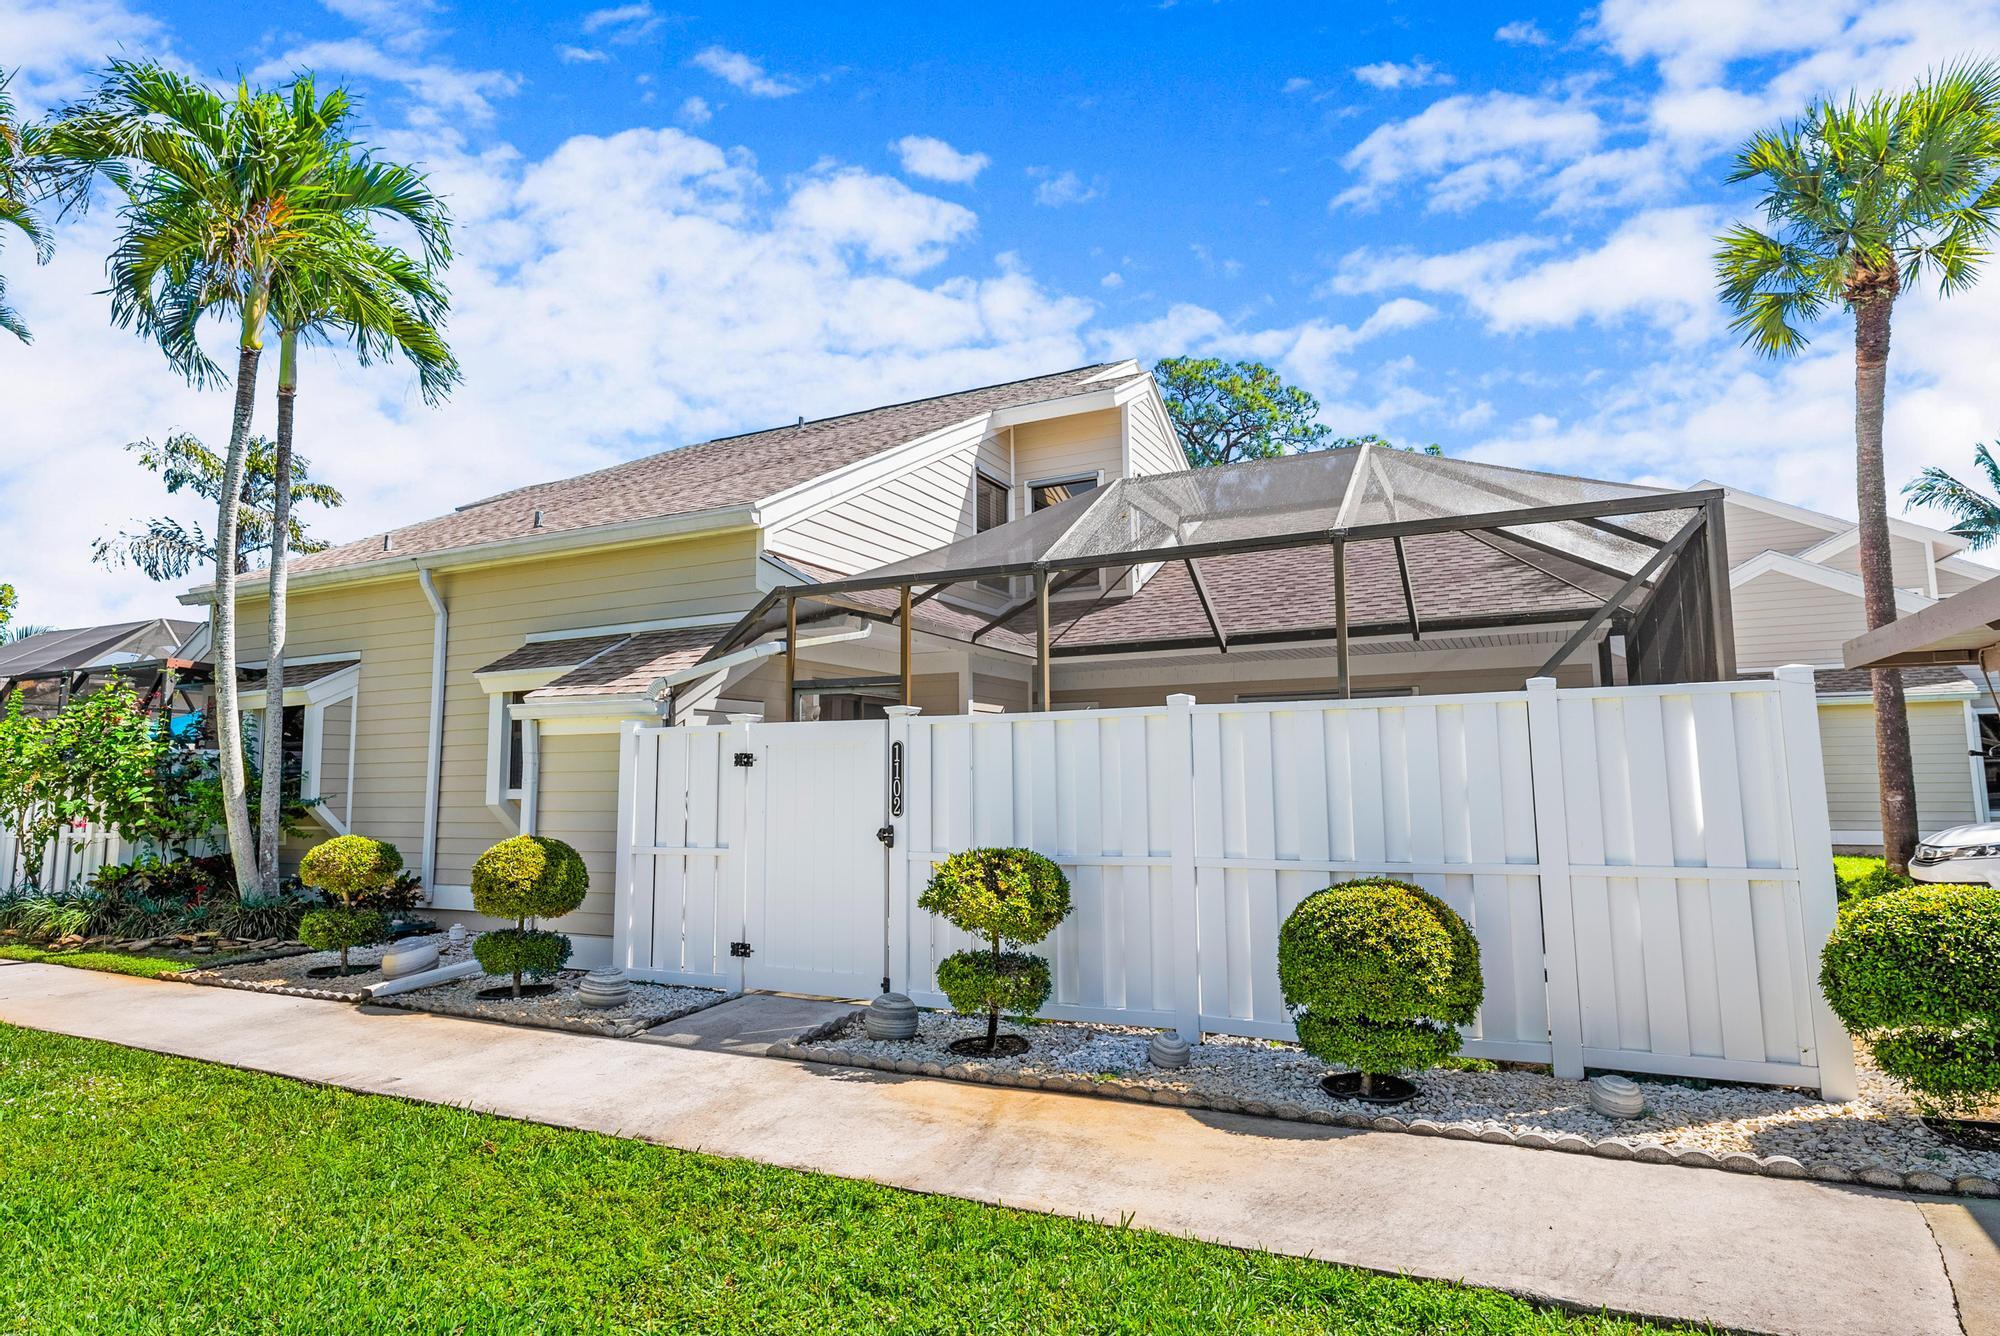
[1903,452,2000,549]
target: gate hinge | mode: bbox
[733,751,756,767]
[876,825,895,848]
[729,940,753,958]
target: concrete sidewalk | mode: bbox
[0,961,1979,1336]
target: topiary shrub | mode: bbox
[298,905,390,973]
[470,835,590,997]
[1820,883,2000,1115]
[1277,878,1484,1099]
[300,835,404,907]
[918,848,1071,1053]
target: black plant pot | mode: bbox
[1320,1071,1419,1106]
[947,1034,1030,1058]
[475,983,559,1001]
[305,962,379,980]
[1922,1115,2000,1152]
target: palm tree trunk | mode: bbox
[1853,288,1920,875]
[212,337,263,890]
[258,329,297,889]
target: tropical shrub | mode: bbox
[470,836,589,997]
[1277,878,1484,1097]
[299,836,404,906]
[918,848,1072,1051]
[1820,883,2000,1114]
[298,905,390,973]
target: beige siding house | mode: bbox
[193,364,1996,961]
[1706,483,1994,849]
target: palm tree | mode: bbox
[92,432,344,580]
[1714,62,2000,874]
[0,68,51,344]
[1904,442,2000,549]
[251,83,456,887]
[48,62,357,889]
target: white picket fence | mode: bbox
[0,820,135,893]
[614,666,1854,1096]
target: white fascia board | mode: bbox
[473,666,571,695]
[177,504,763,606]
[509,694,656,726]
[1791,525,1956,564]
[1704,478,1972,557]
[1729,549,1933,614]
[986,387,1122,429]
[1080,359,1144,385]
[236,662,360,711]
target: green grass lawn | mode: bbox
[0,1024,1690,1334]
[0,944,197,978]
[1832,855,1884,887]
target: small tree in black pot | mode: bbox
[470,835,589,999]
[1278,877,1483,1105]
[296,835,399,977]
[919,848,1071,1056]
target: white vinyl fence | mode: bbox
[614,666,1854,1097]
[0,819,136,893]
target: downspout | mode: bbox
[417,567,448,895]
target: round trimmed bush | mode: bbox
[472,928,572,987]
[299,836,404,906]
[470,836,589,923]
[1820,882,2000,1114]
[1278,878,1484,1092]
[918,848,1072,1051]
[297,905,388,973]
[471,836,589,996]
[935,949,1053,1022]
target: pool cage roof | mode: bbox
[706,444,1737,712]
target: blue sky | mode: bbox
[5,0,2000,625]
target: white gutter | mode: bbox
[417,567,448,894]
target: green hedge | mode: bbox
[297,906,388,970]
[935,950,1053,1022]
[918,848,1071,945]
[1820,882,2000,1113]
[472,928,572,990]
[1277,878,1484,1077]
[470,836,589,923]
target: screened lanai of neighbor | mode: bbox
[694,445,1739,722]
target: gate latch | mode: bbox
[733,751,756,767]
[875,825,895,849]
[729,941,753,958]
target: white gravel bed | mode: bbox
[375,971,731,1037]
[781,1010,2000,1198]
[182,936,414,1000]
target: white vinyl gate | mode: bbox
[613,667,1854,1097]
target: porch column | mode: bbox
[899,584,913,708]
[1333,539,1350,699]
[1035,569,1051,711]
[783,594,796,723]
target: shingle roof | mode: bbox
[776,555,1036,655]
[1808,666,1975,696]
[291,363,1136,580]
[1019,531,1612,652]
[526,626,726,699]
[239,658,359,690]
[475,635,630,676]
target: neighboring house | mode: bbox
[0,617,201,718]
[1706,483,1996,850]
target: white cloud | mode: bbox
[556,45,609,64]
[0,0,167,108]
[691,45,801,98]
[581,1,664,42]
[320,0,437,49]
[1031,168,1101,207]
[252,38,520,121]
[1335,93,1601,211]
[1100,272,1124,289]
[1352,60,1450,91]
[781,167,979,274]
[1334,207,1722,343]
[677,95,712,126]
[891,135,990,184]
[1282,76,1313,94]
[1495,19,1552,46]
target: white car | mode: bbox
[1910,823,2000,886]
